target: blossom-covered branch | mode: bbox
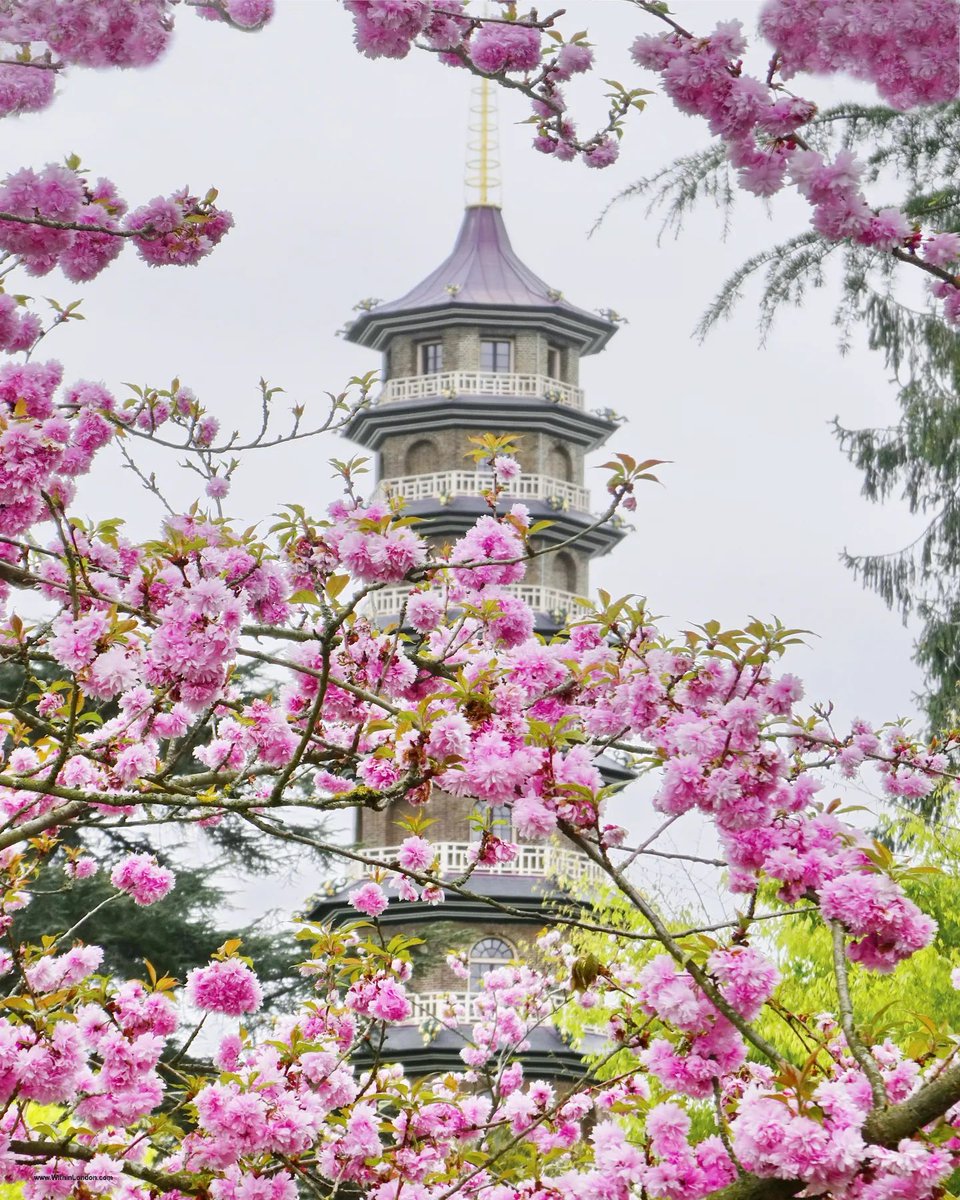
[341,0,960,324]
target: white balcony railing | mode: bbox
[405,991,481,1025]
[378,470,590,513]
[379,371,584,410]
[365,584,591,621]
[399,989,611,1035]
[346,841,607,888]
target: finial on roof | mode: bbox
[465,76,501,207]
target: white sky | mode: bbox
[5,0,929,919]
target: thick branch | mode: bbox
[863,1059,960,1146]
[8,1140,196,1195]
[705,1058,960,1200]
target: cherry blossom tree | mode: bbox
[2,3,960,1199]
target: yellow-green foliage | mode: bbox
[554,800,960,1142]
[758,806,960,1060]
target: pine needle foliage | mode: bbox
[603,101,960,731]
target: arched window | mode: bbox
[469,803,513,841]
[554,551,578,593]
[404,438,437,476]
[469,937,514,993]
[546,442,574,482]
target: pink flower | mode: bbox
[187,958,263,1016]
[493,455,521,482]
[552,42,594,80]
[407,589,444,631]
[66,856,97,880]
[397,836,433,871]
[488,590,535,647]
[213,1033,243,1072]
[820,870,936,971]
[924,231,960,268]
[582,136,620,169]
[343,0,430,59]
[348,880,389,917]
[126,190,234,268]
[205,476,230,499]
[0,62,55,118]
[469,22,541,74]
[707,946,779,1019]
[59,208,124,282]
[368,977,411,1022]
[26,944,103,992]
[513,793,557,838]
[451,515,526,588]
[195,0,275,28]
[110,854,174,906]
[113,741,156,784]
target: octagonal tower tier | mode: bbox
[342,203,626,631]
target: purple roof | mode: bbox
[378,205,571,311]
[346,206,615,353]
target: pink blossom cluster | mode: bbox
[629,14,960,325]
[450,512,527,589]
[0,360,115,543]
[0,1,273,118]
[348,879,389,917]
[582,1102,736,1200]
[635,954,751,1098]
[0,162,233,287]
[142,576,246,710]
[346,973,412,1023]
[0,295,41,355]
[125,188,234,267]
[186,958,263,1016]
[109,852,175,906]
[759,0,960,110]
[326,497,427,584]
[730,1039,950,1198]
[457,963,554,1069]
[343,1,473,63]
[194,0,276,30]
[341,2,610,166]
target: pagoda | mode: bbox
[312,82,627,1078]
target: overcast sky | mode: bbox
[6,1,930,918]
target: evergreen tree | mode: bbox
[606,99,960,731]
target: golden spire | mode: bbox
[466,75,502,207]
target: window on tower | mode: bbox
[419,341,443,374]
[480,339,512,373]
[546,344,562,380]
[555,551,578,593]
[468,937,514,994]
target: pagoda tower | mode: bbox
[312,83,627,1078]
